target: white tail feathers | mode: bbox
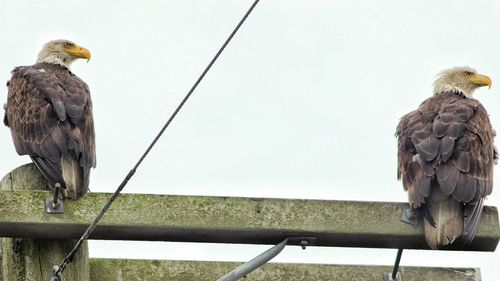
[424,187,464,249]
[61,153,83,199]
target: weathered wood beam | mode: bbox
[0,164,499,251]
[0,190,497,251]
[89,259,481,281]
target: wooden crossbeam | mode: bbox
[0,188,498,251]
[89,259,482,281]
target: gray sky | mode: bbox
[1,0,499,279]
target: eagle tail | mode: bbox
[82,166,91,195]
[61,152,89,199]
[31,153,89,199]
[462,198,484,244]
[423,186,463,249]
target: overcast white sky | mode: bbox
[1,0,499,279]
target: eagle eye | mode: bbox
[63,42,71,48]
[464,71,471,77]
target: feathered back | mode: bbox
[396,91,494,248]
[4,62,96,198]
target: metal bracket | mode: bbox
[287,236,317,249]
[45,198,64,214]
[400,206,419,226]
[217,237,316,281]
[45,183,64,214]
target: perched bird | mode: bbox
[396,66,495,249]
[3,39,96,199]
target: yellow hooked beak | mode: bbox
[65,44,91,62]
[467,73,492,89]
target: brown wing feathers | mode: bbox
[4,63,95,199]
[397,92,494,248]
[6,68,62,161]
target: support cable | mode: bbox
[392,248,403,279]
[49,0,261,279]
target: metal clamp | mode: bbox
[50,265,63,281]
[45,183,64,214]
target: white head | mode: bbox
[433,66,492,98]
[36,39,91,69]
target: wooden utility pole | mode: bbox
[0,164,89,281]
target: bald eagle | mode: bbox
[396,67,495,249]
[3,39,96,199]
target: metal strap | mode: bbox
[217,238,288,281]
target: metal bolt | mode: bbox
[52,183,61,208]
[300,240,308,250]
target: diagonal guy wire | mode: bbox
[51,0,261,278]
